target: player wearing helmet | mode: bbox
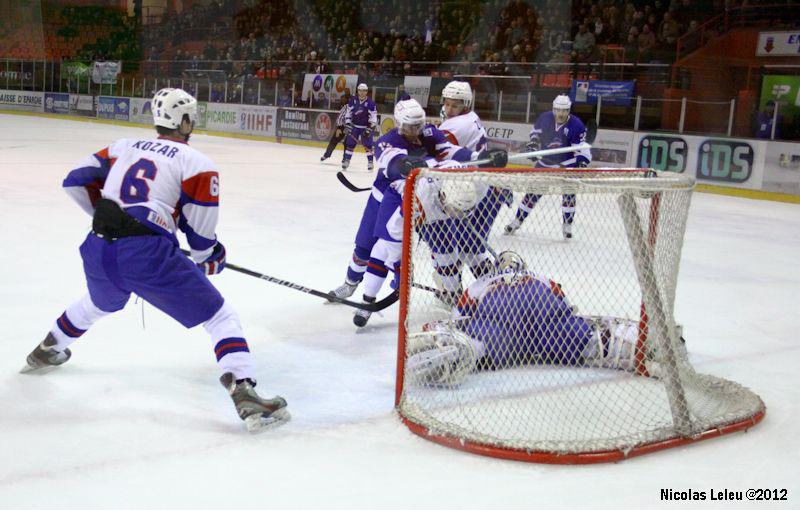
[405,252,650,386]
[504,94,591,239]
[341,83,378,171]
[23,88,289,432]
[328,99,509,328]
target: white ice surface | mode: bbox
[0,114,798,509]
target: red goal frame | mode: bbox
[394,167,765,464]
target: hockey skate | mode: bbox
[220,372,290,433]
[21,333,71,373]
[327,279,359,302]
[341,159,350,171]
[562,222,573,239]
[353,296,376,327]
[504,218,522,235]
[320,154,330,161]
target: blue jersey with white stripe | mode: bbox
[530,111,591,167]
[372,125,474,196]
[345,96,378,128]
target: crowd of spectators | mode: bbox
[143,0,718,76]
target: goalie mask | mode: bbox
[394,99,426,139]
[552,94,571,125]
[495,251,526,282]
[153,88,197,131]
[441,80,473,119]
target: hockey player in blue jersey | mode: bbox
[21,88,289,432]
[342,83,378,171]
[504,95,591,239]
[327,99,507,326]
[405,252,646,387]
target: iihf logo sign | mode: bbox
[312,75,323,92]
[314,112,332,141]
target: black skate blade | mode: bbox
[244,408,291,433]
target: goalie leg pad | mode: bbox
[406,324,481,386]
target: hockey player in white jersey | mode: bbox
[504,94,591,239]
[427,81,512,303]
[347,99,508,327]
[438,80,488,153]
[22,88,289,432]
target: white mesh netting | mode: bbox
[397,168,765,461]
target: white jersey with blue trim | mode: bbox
[530,111,591,168]
[439,111,488,153]
[62,136,221,262]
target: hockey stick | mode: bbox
[336,144,593,194]
[181,250,398,312]
[336,171,371,192]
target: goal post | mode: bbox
[395,166,765,464]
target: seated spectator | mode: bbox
[660,12,680,47]
[682,19,701,54]
[624,29,640,62]
[638,24,657,61]
[572,23,596,62]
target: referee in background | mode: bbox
[321,91,351,161]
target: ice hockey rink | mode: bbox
[1,113,798,509]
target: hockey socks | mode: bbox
[204,302,254,381]
[50,294,111,350]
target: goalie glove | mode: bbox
[197,242,226,275]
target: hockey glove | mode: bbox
[365,123,376,138]
[525,139,541,161]
[578,159,590,168]
[398,156,430,178]
[343,124,353,136]
[198,242,226,275]
[477,149,508,168]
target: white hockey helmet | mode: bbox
[441,80,473,109]
[357,83,369,91]
[394,99,426,137]
[152,88,197,130]
[553,94,572,110]
[442,181,478,213]
[552,94,571,123]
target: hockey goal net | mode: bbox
[395,167,765,464]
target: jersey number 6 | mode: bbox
[120,158,158,204]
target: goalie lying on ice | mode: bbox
[405,252,661,387]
